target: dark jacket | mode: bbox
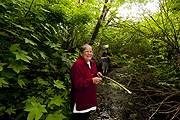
[70,56,98,111]
[101,52,112,62]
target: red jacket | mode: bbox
[70,56,98,111]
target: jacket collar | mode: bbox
[79,56,93,64]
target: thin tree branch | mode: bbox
[149,93,177,120]
[25,0,35,18]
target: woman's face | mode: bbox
[80,46,93,62]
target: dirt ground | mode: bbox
[89,68,150,120]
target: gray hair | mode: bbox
[79,44,92,53]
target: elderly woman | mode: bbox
[70,44,102,120]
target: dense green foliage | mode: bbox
[0,0,180,119]
[0,0,77,119]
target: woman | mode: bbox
[70,44,102,120]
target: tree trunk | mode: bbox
[89,0,114,45]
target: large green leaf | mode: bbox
[18,79,26,88]
[0,77,8,88]
[24,38,37,46]
[53,80,66,90]
[46,88,55,95]
[22,96,37,105]
[39,51,47,59]
[48,95,66,107]
[9,44,20,52]
[7,61,28,73]
[0,106,6,112]
[5,107,16,115]
[0,63,7,71]
[24,102,47,120]
[46,110,66,120]
[13,49,33,63]
[37,77,50,85]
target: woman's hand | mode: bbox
[92,77,102,84]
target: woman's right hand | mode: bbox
[92,77,102,84]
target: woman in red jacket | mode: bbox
[70,44,102,120]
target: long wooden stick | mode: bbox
[101,75,132,94]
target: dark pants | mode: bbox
[71,112,90,120]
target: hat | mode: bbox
[105,48,108,50]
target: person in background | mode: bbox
[70,44,102,120]
[101,48,112,76]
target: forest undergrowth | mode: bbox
[106,63,180,120]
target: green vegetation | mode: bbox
[0,0,180,120]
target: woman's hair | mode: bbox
[79,44,92,53]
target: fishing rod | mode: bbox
[101,75,132,94]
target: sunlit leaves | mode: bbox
[7,60,28,73]
[18,79,26,88]
[46,88,55,95]
[41,23,51,33]
[9,44,33,63]
[159,82,175,87]
[0,63,7,71]
[32,52,39,59]
[172,0,180,11]
[5,107,16,115]
[0,106,6,113]
[54,80,66,90]
[62,53,73,68]
[9,44,20,52]
[0,2,7,9]
[22,96,37,105]
[39,51,47,59]
[37,77,50,85]
[46,110,66,120]
[24,38,37,46]
[65,73,70,80]
[44,41,61,50]
[0,77,8,88]
[46,23,56,33]
[13,50,32,63]
[24,102,47,120]
[48,95,66,107]
[41,8,51,13]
